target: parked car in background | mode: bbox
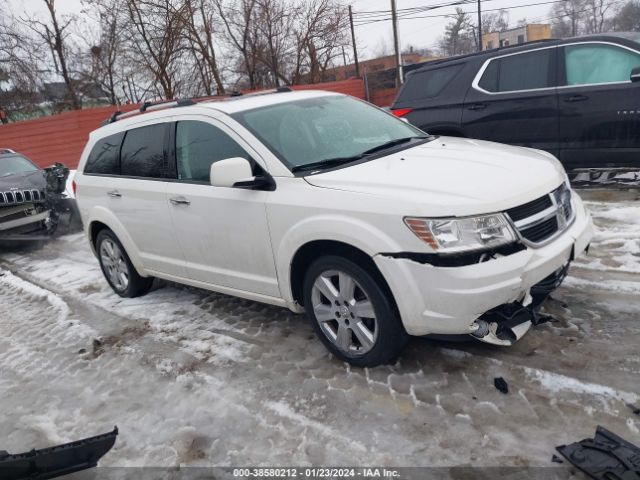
[75,90,593,367]
[391,33,640,170]
[0,148,76,241]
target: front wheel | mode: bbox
[303,255,409,367]
[96,229,153,298]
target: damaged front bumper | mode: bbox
[0,427,117,480]
[0,203,52,240]
[374,194,594,338]
[0,163,74,241]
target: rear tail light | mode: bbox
[391,108,413,118]
[72,180,77,195]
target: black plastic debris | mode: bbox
[0,427,118,480]
[627,403,640,416]
[551,454,564,464]
[556,425,640,480]
[532,313,556,326]
[494,377,509,394]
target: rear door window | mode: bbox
[84,132,124,175]
[120,124,170,178]
[399,64,463,101]
[478,48,554,93]
[564,43,640,86]
[175,120,253,183]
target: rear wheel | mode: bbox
[96,229,153,298]
[303,255,409,367]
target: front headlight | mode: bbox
[404,213,517,253]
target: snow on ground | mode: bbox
[0,189,639,469]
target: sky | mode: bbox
[349,0,559,56]
[8,0,576,60]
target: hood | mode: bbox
[304,136,567,217]
[0,170,46,191]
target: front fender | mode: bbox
[275,214,404,304]
[86,206,146,275]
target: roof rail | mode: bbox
[0,148,16,154]
[100,87,296,126]
[102,98,196,126]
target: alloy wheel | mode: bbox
[100,238,129,292]
[310,269,378,356]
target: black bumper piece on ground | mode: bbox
[557,426,640,480]
[0,427,118,480]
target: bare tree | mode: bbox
[1,7,40,92]
[255,0,295,86]
[124,0,189,99]
[21,0,82,109]
[216,0,262,89]
[182,0,225,95]
[438,8,474,57]
[1,6,39,117]
[583,0,615,33]
[306,0,349,82]
[551,0,587,37]
[82,0,124,104]
[290,0,349,84]
[467,9,509,51]
[613,0,640,31]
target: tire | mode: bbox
[96,229,153,298]
[303,255,409,367]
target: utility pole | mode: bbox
[390,0,403,86]
[348,6,360,77]
[477,0,483,52]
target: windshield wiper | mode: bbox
[360,135,429,156]
[291,155,364,173]
[291,136,430,174]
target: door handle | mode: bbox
[467,103,486,111]
[564,94,589,103]
[107,190,121,198]
[169,196,191,206]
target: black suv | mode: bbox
[391,33,640,169]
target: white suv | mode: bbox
[75,90,593,367]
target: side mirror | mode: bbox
[210,157,275,191]
[631,67,640,82]
[210,157,253,187]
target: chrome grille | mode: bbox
[506,183,574,246]
[0,189,45,205]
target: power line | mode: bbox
[352,0,481,19]
[352,0,571,26]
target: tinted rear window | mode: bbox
[479,49,554,92]
[84,132,124,175]
[399,64,464,101]
[120,124,170,178]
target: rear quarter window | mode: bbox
[399,64,464,102]
[84,132,124,175]
[477,49,554,93]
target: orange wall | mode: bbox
[370,88,398,108]
[0,79,366,170]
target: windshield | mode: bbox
[232,95,427,171]
[0,155,39,177]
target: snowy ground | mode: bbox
[0,189,639,471]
